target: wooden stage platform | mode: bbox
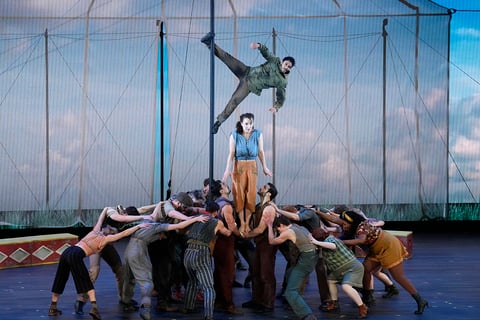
[0,231,478,320]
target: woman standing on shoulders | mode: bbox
[222,113,272,234]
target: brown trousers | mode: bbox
[251,237,278,309]
[213,234,236,308]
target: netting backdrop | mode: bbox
[1,1,477,228]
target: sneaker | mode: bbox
[74,300,84,315]
[89,306,101,320]
[48,307,62,316]
[140,306,151,320]
[201,32,214,46]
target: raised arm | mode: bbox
[270,203,299,221]
[93,207,109,232]
[255,43,276,62]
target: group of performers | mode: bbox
[47,34,428,320]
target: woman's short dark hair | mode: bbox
[340,210,366,239]
[236,113,255,133]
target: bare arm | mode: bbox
[245,205,275,238]
[109,211,151,223]
[166,215,209,231]
[216,220,232,237]
[270,203,299,221]
[342,234,368,247]
[314,209,342,225]
[267,223,294,246]
[137,204,157,214]
[222,205,241,237]
[309,235,336,250]
[93,208,109,232]
[223,135,236,182]
[167,210,191,221]
[105,222,150,243]
[257,133,272,177]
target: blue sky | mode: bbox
[434,1,480,101]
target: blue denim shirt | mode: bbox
[233,129,261,160]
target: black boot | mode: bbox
[48,302,62,316]
[74,300,85,315]
[201,32,214,47]
[382,284,400,298]
[362,289,376,306]
[412,292,429,314]
[212,120,221,134]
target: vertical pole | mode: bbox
[78,0,95,216]
[382,19,388,204]
[44,29,50,207]
[152,20,165,203]
[208,0,215,200]
[343,16,352,205]
[445,10,453,219]
[271,28,276,187]
[160,21,165,200]
[414,11,425,215]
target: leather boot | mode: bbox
[412,292,429,314]
[362,289,376,306]
[358,303,368,318]
[382,284,400,298]
[320,300,339,312]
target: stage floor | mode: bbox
[1,231,478,320]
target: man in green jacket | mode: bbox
[201,32,295,134]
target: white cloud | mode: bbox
[456,27,480,38]
[452,135,480,157]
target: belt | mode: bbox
[187,239,209,247]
